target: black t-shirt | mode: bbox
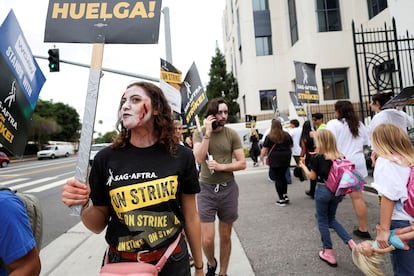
[89,142,200,252]
[263,134,293,167]
[309,154,333,183]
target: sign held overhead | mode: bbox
[44,0,162,44]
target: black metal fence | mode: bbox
[352,18,414,121]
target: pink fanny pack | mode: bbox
[99,233,181,276]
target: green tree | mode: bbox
[94,131,117,143]
[30,99,81,144]
[29,113,61,147]
[50,102,80,141]
[205,46,240,123]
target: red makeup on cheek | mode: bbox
[140,103,148,120]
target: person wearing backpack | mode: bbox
[299,129,357,267]
[371,123,414,276]
[0,189,41,276]
[326,100,371,239]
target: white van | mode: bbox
[37,143,74,160]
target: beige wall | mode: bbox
[223,0,400,120]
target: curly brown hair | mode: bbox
[112,81,178,154]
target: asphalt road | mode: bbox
[232,163,392,276]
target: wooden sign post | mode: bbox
[71,43,104,216]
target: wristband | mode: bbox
[203,135,210,139]
[194,263,203,270]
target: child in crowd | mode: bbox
[370,123,414,275]
[352,222,414,276]
[326,100,371,239]
[299,129,356,267]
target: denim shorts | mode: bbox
[197,180,239,223]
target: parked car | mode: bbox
[0,152,9,168]
[89,143,111,166]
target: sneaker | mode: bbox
[206,258,217,276]
[276,199,287,206]
[319,249,337,267]
[283,195,290,204]
[353,229,372,239]
[305,190,314,199]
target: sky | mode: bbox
[0,0,225,136]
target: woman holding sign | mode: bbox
[61,81,203,276]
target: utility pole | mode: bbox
[162,7,173,64]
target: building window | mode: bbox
[259,90,276,110]
[252,0,269,11]
[316,0,342,32]
[367,0,387,19]
[255,37,273,56]
[288,0,299,45]
[322,68,349,100]
[252,0,273,56]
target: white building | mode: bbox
[222,0,414,121]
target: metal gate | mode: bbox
[352,18,414,119]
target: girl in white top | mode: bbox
[326,102,369,177]
[371,123,414,275]
[326,100,371,238]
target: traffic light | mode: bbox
[48,49,60,72]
